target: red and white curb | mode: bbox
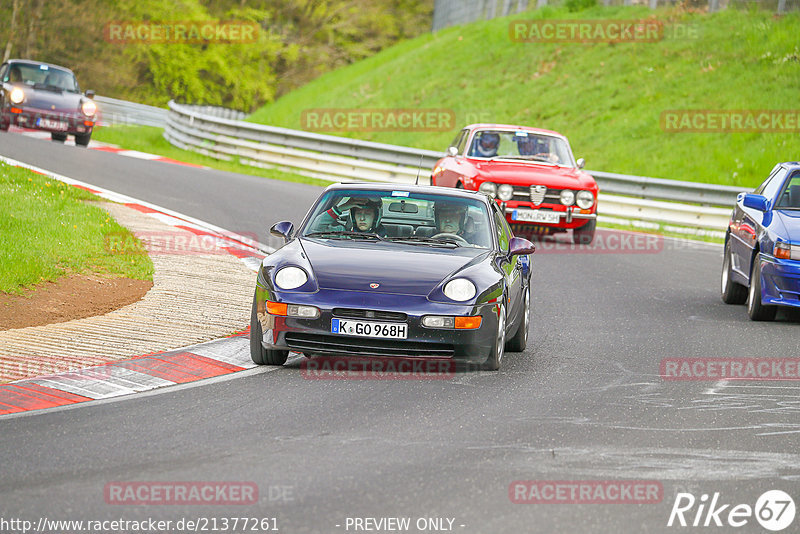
[8,126,207,169]
[0,155,277,415]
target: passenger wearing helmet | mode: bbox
[315,196,385,234]
[471,131,500,158]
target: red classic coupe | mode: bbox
[432,124,598,244]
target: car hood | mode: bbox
[471,159,595,189]
[300,238,488,295]
[773,210,800,242]
[22,87,84,113]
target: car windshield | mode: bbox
[6,63,80,93]
[467,129,574,166]
[776,173,800,209]
[302,190,493,248]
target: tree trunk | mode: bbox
[2,0,22,63]
[25,0,45,59]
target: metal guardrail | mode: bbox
[164,101,745,236]
[95,95,168,128]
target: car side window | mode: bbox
[0,64,7,82]
[449,129,468,155]
[492,204,510,253]
[754,166,782,195]
[762,168,787,201]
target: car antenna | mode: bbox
[415,154,424,185]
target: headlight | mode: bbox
[9,87,24,104]
[443,278,476,302]
[479,182,497,198]
[274,266,308,290]
[81,99,97,116]
[497,184,514,201]
[576,190,594,209]
[560,190,575,206]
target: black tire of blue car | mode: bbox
[75,132,91,147]
[51,132,67,142]
[747,257,777,321]
[572,219,596,245]
[505,284,529,352]
[250,291,289,365]
[721,239,747,304]
[483,303,506,371]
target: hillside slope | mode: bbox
[248,5,800,187]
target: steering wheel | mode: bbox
[531,152,557,163]
[431,232,469,245]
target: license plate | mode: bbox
[512,209,561,224]
[36,118,68,131]
[332,318,407,339]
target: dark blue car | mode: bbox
[251,183,535,370]
[722,162,800,320]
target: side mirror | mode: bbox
[85,90,95,99]
[742,193,768,212]
[270,220,294,243]
[576,157,585,169]
[447,146,458,157]
[509,236,536,256]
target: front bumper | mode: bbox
[255,287,500,365]
[760,256,800,308]
[2,106,94,135]
[502,201,596,231]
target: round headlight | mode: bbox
[479,182,497,198]
[9,87,24,104]
[81,99,97,117]
[560,190,575,206]
[443,278,476,302]
[497,184,514,201]
[576,190,594,209]
[275,266,307,290]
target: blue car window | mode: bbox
[776,173,800,209]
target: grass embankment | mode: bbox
[90,125,330,187]
[247,5,800,188]
[0,161,153,294]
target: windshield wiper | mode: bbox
[384,235,460,247]
[305,231,384,240]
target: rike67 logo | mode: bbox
[668,490,796,531]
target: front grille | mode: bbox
[285,333,454,358]
[512,185,562,204]
[332,308,407,322]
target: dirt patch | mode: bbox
[0,275,152,331]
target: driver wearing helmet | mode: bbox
[432,200,476,243]
[472,131,500,158]
[517,135,558,163]
[317,196,385,234]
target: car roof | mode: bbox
[6,59,75,74]
[463,123,566,139]
[780,162,800,170]
[324,182,491,203]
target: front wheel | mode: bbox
[0,117,9,131]
[51,132,67,142]
[572,219,596,245]
[721,239,747,304]
[505,284,530,352]
[747,257,777,321]
[75,132,91,147]
[250,291,289,365]
[483,303,506,371]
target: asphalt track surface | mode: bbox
[1,132,799,533]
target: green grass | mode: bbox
[91,125,331,187]
[0,162,154,294]
[247,5,800,189]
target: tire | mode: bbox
[721,239,747,304]
[0,117,9,131]
[250,291,289,365]
[51,132,67,142]
[747,256,777,321]
[456,181,464,189]
[483,303,506,371]
[75,132,91,147]
[572,219,596,245]
[505,284,530,352]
